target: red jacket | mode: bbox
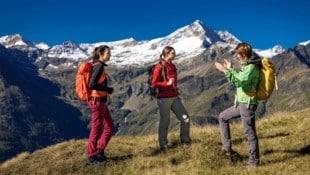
[151,60,179,98]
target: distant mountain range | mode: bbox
[0,20,287,67]
[0,20,309,163]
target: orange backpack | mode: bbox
[75,62,93,101]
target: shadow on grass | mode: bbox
[261,132,291,139]
[226,132,308,166]
[215,132,291,165]
[232,132,290,145]
[262,144,310,165]
[149,139,197,156]
[84,154,135,167]
[264,144,310,156]
[108,154,135,162]
[214,149,248,165]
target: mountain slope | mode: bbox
[0,45,88,163]
[1,108,309,175]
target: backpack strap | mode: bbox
[247,59,261,64]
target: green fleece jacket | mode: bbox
[224,61,260,105]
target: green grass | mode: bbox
[1,108,310,175]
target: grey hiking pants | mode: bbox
[157,96,191,148]
[218,104,259,165]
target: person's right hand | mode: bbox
[167,78,174,86]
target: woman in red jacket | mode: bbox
[87,45,114,165]
[151,46,191,151]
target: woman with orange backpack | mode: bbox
[151,46,191,151]
[86,45,114,165]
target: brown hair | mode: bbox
[235,42,252,59]
[92,45,110,60]
[160,46,175,60]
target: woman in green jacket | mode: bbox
[215,42,260,168]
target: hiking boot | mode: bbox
[87,157,103,166]
[94,151,107,162]
[181,139,191,145]
[160,145,168,152]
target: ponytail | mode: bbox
[158,53,164,61]
[92,47,99,60]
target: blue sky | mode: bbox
[0,0,309,49]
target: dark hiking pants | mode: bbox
[157,96,191,149]
[218,104,259,165]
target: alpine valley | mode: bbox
[0,20,309,163]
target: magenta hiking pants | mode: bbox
[87,101,114,158]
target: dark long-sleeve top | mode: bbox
[89,60,108,91]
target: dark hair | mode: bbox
[235,42,252,59]
[92,45,110,60]
[160,46,175,60]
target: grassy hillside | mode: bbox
[1,108,309,175]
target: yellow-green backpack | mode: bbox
[247,57,278,100]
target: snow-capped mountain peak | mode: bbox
[298,40,310,46]
[271,45,285,53]
[48,41,87,61]
[35,42,50,50]
[96,20,224,66]
[0,34,50,50]
[216,30,240,45]
[169,20,223,47]
[0,34,27,47]
[254,45,285,58]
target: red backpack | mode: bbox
[147,62,166,99]
[75,62,93,101]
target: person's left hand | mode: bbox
[215,62,227,72]
[223,59,231,69]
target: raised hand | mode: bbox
[215,62,226,72]
[223,59,231,69]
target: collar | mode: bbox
[240,61,248,65]
[161,59,172,66]
[93,60,107,66]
